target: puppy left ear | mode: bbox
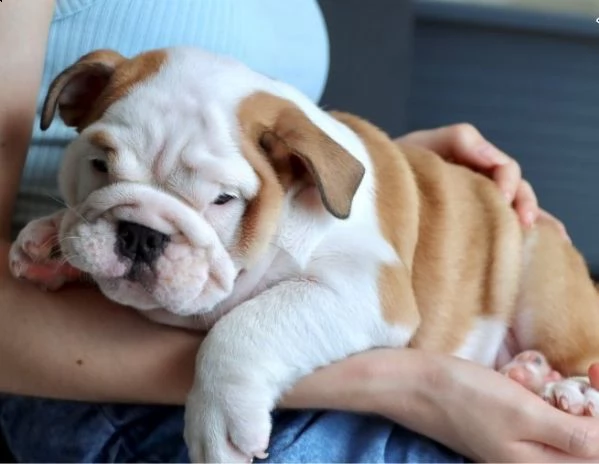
[40,49,126,131]
[259,107,365,219]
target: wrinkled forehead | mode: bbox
[85,48,283,192]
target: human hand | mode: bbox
[396,124,570,242]
[365,349,599,462]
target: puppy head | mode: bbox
[43,47,364,316]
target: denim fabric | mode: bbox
[0,396,468,463]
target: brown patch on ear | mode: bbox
[41,49,167,132]
[239,92,364,219]
[235,92,364,266]
[260,106,365,219]
[41,50,125,131]
[80,50,166,130]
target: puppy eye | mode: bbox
[213,193,236,205]
[91,159,108,173]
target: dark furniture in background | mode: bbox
[318,0,415,134]
[408,0,599,275]
[321,0,599,275]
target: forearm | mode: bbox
[281,348,432,414]
[0,243,202,404]
[281,348,470,455]
[0,0,55,237]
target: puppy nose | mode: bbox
[116,221,170,264]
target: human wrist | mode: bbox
[279,351,372,410]
[362,348,446,420]
[280,348,446,415]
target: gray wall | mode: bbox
[407,1,599,273]
[320,0,599,274]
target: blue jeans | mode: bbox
[0,396,468,463]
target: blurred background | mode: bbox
[319,0,599,275]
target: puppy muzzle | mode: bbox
[59,183,237,316]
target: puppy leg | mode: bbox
[513,223,599,417]
[10,210,82,290]
[500,350,599,416]
[184,274,419,463]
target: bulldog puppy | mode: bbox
[10,47,599,462]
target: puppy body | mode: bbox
[10,47,599,461]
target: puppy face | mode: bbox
[42,47,364,316]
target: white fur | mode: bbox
[453,317,508,367]
[8,47,416,462]
[543,377,599,416]
[10,47,518,462]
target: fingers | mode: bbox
[589,363,599,389]
[530,407,599,459]
[537,209,572,243]
[493,158,522,204]
[441,124,534,222]
[397,124,573,235]
[399,123,506,170]
[512,441,599,463]
[510,179,537,227]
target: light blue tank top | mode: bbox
[14,0,329,234]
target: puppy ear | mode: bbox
[259,107,365,219]
[40,49,125,131]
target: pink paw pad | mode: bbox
[10,215,82,291]
[500,350,561,394]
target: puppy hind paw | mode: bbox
[500,350,559,393]
[542,377,596,416]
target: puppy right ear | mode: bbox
[40,49,125,131]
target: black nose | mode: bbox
[116,221,170,265]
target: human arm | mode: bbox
[283,348,599,462]
[0,0,204,405]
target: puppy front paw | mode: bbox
[184,379,273,463]
[10,214,81,291]
[542,377,599,417]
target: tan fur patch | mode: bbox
[235,92,364,265]
[41,49,167,132]
[332,112,421,331]
[235,94,288,264]
[335,112,599,373]
[79,50,167,130]
[400,144,522,353]
[333,112,521,354]
[514,223,599,376]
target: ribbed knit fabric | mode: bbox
[13,0,329,235]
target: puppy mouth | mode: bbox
[62,224,236,315]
